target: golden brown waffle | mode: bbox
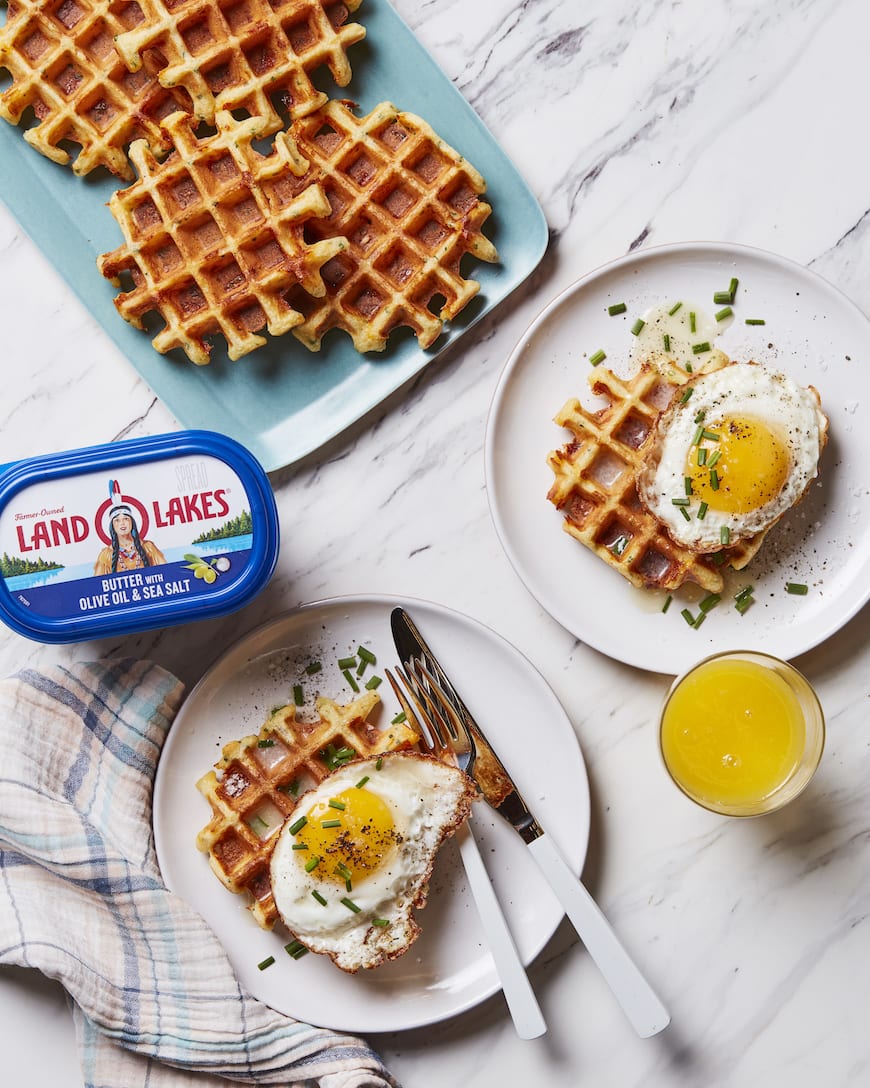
[114,0,364,133]
[195,691,421,930]
[0,0,194,178]
[97,109,347,363]
[268,99,499,352]
[547,358,764,593]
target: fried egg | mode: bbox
[269,751,476,972]
[637,362,828,551]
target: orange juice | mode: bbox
[660,653,824,816]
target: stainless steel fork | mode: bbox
[385,665,547,1040]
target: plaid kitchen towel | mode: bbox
[0,658,399,1088]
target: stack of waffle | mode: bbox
[0,0,498,362]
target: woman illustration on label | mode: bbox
[94,480,166,575]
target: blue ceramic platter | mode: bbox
[0,0,548,471]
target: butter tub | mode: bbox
[0,431,279,643]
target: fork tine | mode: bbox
[404,659,456,744]
[384,667,428,746]
[412,657,474,752]
[385,666,450,761]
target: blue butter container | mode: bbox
[0,431,279,643]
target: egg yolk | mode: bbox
[295,786,400,884]
[685,415,790,513]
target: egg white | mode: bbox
[637,362,828,550]
[269,752,476,972]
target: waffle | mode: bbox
[114,0,365,134]
[547,357,764,594]
[0,0,194,178]
[195,691,421,930]
[97,109,348,363]
[267,99,499,352]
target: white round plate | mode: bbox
[153,594,589,1033]
[485,241,870,675]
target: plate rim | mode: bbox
[152,591,589,1032]
[484,239,870,674]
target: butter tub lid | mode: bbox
[0,431,279,643]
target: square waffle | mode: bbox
[97,108,348,363]
[114,0,365,134]
[0,0,194,178]
[547,356,765,594]
[195,691,421,930]
[269,99,499,352]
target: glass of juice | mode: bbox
[659,651,824,817]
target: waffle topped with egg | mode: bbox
[195,690,419,931]
[548,338,828,593]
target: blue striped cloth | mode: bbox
[0,659,399,1088]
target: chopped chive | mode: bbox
[291,843,307,851]
[745,318,766,326]
[257,738,275,748]
[355,775,369,789]
[376,757,384,770]
[713,291,733,305]
[305,855,321,872]
[293,684,304,706]
[699,593,721,613]
[285,940,308,958]
[335,862,352,880]
[610,535,628,556]
[710,469,720,491]
[679,386,693,403]
[735,595,754,614]
[321,819,341,829]
[358,646,377,665]
[702,429,721,443]
[258,956,275,971]
[662,594,673,613]
[689,311,696,333]
[608,302,627,315]
[365,675,382,690]
[289,816,307,835]
[729,277,739,297]
[692,424,705,446]
[280,779,300,796]
[693,612,707,629]
[669,301,683,315]
[341,897,362,914]
[715,306,733,321]
[589,349,607,366]
[671,497,691,506]
[337,656,357,669]
[786,582,809,595]
[390,711,407,725]
[679,506,691,521]
[337,746,355,760]
[305,661,322,675]
[328,799,346,811]
[707,449,721,467]
[664,334,672,352]
[720,526,730,545]
[342,668,360,692]
[356,658,368,677]
[372,918,391,927]
[685,361,693,373]
[681,608,696,626]
[735,584,755,602]
[311,890,327,906]
[631,318,646,335]
[684,476,693,496]
[694,409,706,423]
[697,501,708,520]
[250,815,268,831]
[697,447,707,466]
[692,342,711,354]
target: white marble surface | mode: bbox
[1,0,870,1085]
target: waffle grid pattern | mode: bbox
[97,109,349,362]
[195,693,420,930]
[274,99,498,352]
[0,0,194,177]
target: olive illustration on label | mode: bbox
[183,552,230,584]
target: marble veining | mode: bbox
[1,0,870,1085]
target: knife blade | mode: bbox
[390,606,670,1039]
